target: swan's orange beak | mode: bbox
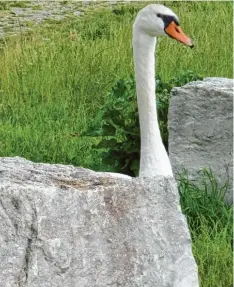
[165,21,193,48]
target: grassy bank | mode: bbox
[0,2,233,286]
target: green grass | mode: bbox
[0,2,10,10]
[192,220,232,287]
[0,2,233,285]
[32,5,43,11]
[0,1,30,10]
[0,1,232,167]
[9,1,30,8]
[179,170,233,287]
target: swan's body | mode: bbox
[133,4,193,177]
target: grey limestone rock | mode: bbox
[168,77,233,203]
[0,157,198,287]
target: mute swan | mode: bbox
[133,4,193,177]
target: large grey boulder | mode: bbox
[0,157,198,287]
[168,77,233,203]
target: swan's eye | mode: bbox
[156,13,162,18]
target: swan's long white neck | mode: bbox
[133,28,173,177]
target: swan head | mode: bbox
[134,4,193,47]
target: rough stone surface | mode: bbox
[0,157,198,287]
[168,77,233,202]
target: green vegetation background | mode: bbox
[0,1,232,167]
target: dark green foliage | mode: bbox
[83,70,202,176]
[83,76,139,175]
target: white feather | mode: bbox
[133,4,176,177]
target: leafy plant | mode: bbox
[83,75,139,175]
[83,70,203,176]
